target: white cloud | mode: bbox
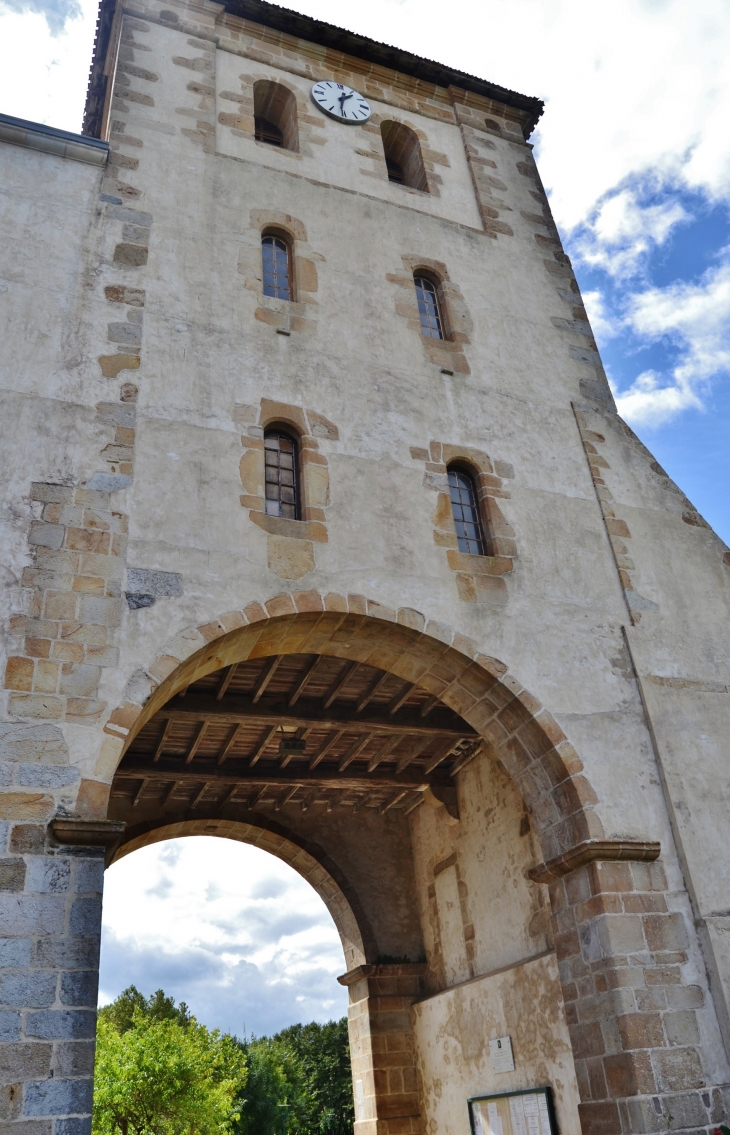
[575,189,688,279]
[582,289,619,340]
[100,838,348,1036]
[615,258,730,425]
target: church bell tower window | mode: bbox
[262,235,292,301]
[448,466,486,555]
[264,430,300,519]
[414,275,444,339]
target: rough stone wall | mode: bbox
[2,1,730,1132]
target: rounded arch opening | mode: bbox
[253,80,298,152]
[380,120,428,191]
[111,819,368,972]
[108,601,602,871]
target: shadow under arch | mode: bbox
[111,814,372,971]
[107,592,604,865]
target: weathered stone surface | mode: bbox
[1,6,729,1134]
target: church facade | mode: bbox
[1,1,730,1133]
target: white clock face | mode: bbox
[311,81,371,123]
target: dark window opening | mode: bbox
[380,121,428,192]
[448,467,485,555]
[414,275,444,339]
[255,117,283,146]
[386,158,405,184]
[262,235,291,301]
[253,80,298,152]
[264,431,299,519]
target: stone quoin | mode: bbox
[1,2,730,1134]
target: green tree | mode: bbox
[93,992,246,1135]
[235,1020,353,1135]
[98,985,192,1034]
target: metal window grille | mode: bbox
[255,117,283,146]
[262,235,291,300]
[448,468,485,555]
[264,431,299,519]
[386,158,405,184]
[414,275,444,339]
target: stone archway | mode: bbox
[95,592,693,1135]
[104,590,603,868]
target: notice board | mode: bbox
[468,1087,557,1135]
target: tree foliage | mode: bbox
[236,1018,353,1135]
[94,987,353,1135]
[93,988,247,1135]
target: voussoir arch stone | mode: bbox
[104,591,603,863]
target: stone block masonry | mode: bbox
[4,485,126,731]
[0,821,103,1135]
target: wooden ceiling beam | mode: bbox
[323,660,360,709]
[115,763,444,791]
[153,719,174,763]
[157,696,473,740]
[217,724,242,766]
[184,721,208,765]
[287,656,321,708]
[250,724,278,766]
[216,664,238,701]
[252,656,283,704]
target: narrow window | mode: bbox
[262,235,291,301]
[255,117,283,146]
[264,430,299,519]
[253,80,298,151]
[385,157,404,185]
[380,122,428,191]
[414,275,443,339]
[448,467,485,555]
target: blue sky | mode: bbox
[2,0,729,1033]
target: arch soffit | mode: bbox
[106,592,603,863]
[111,814,370,970]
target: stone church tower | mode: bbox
[1,1,730,1132]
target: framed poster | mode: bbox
[468,1087,557,1135]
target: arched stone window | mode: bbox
[414,274,444,339]
[264,428,300,519]
[448,465,486,555]
[380,121,428,191]
[253,80,298,151]
[262,233,292,300]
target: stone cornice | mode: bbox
[0,114,109,166]
[337,963,427,986]
[50,818,127,848]
[528,839,661,884]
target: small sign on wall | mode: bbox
[468,1087,557,1135]
[489,1036,515,1073]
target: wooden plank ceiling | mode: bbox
[113,653,480,817]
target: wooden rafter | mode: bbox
[388,682,415,715]
[338,733,373,772]
[252,656,283,704]
[132,779,148,806]
[217,724,242,766]
[323,661,360,709]
[185,721,208,765]
[162,781,179,807]
[250,725,277,765]
[366,735,401,772]
[115,763,443,791]
[191,782,209,808]
[287,657,322,708]
[356,671,391,713]
[309,730,345,770]
[216,664,238,701]
[153,719,174,763]
[158,696,473,740]
[395,736,431,774]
